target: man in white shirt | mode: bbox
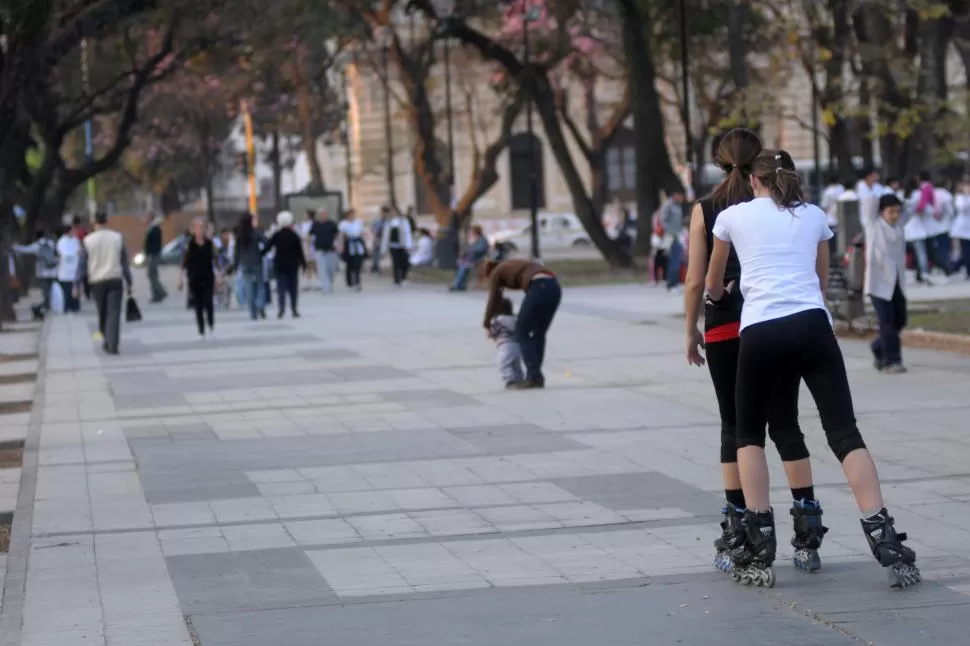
[380,207,414,286]
[79,212,133,355]
[855,168,880,235]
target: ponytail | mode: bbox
[751,149,804,211]
[709,128,762,210]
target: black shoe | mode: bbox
[512,379,545,390]
[277,311,285,319]
[260,309,266,319]
[505,381,522,389]
[292,311,300,319]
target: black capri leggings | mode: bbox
[736,308,866,462]
[706,337,809,463]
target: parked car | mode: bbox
[132,237,186,268]
[487,213,591,252]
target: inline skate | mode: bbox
[730,508,776,588]
[790,499,828,572]
[713,503,745,573]
[861,508,921,589]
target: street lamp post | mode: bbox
[380,29,398,209]
[679,0,694,195]
[523,3,541,262]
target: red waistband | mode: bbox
[704,321,741,343]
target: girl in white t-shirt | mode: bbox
[705,149,920,590]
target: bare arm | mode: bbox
[684,204,707,336]
[816,240,830,291]
[705,238,731,300]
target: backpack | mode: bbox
[38,240,57,269]
[389,224,400,244]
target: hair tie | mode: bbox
[722,163,734,172]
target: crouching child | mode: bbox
[489,297,524,388]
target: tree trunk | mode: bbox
[617,0,682,257]
[530,74,631,268]
[293,58,325,192]
[270,129,283,211]
[728,0,754,129]
[821,0,855,183]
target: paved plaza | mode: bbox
[2,270,970,645]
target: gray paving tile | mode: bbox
[130,431,480,475]
[449,425,585,455]
[167,548,337,614]
[188,576,860,646]
[121,333,320,355]
[330,365,413,381]
[554,472,722,517]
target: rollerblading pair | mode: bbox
[714,499,826,577]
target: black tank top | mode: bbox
[701,198,741,283]
[700,198,743,332]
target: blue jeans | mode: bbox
[275,271,299,315]
[453,264,472,290]
[929,234,952,274]
[957,239,970,276]
[870,282,907,367]
[908,240,929,280]
[666,239,684,289]
[242,273,264,319]
[515,277,562,383]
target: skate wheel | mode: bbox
[760,567,776,588]
[792,549,821,572]
[889,563,922,589]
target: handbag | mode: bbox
[125,296,142,323]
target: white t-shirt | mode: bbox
[820,183,844,227]
[339,219,367,256]
[55,235,82,282]
[951,193,970,240]
[712,197,834,331]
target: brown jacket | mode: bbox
[482,259,552,327]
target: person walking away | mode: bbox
[56,220,83,313]
[370,207,389,274]
[405,206,417,239]
[300,210,317,287]
[410,228,434,267]
[951,179,970,278]
[660,189,687,291]
[263,211,306,318]
[930,179,955,277]
[143,212,167,303]
[684,128,820,575]
[488,297,525,388]
[449,225,489,291]
[650,209,669,285]
[233,213,266,320]
[310,209,340,293]
[902,178,930,284]
[820,172,844,254]
[705,148,920,589]
[339,209,367,291]
[178,217,217,337]
[79,212,133,355]
[481,258,562,390]
[855,167,880,233]
[13,230,59,318]
[864,194,910,373]
[381,207,413,286]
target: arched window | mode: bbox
[508,132,546,210]
[414,139,451,215]
[605,126,636,202]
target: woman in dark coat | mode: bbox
[179,217,216,337]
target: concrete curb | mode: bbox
[0,319,47,644]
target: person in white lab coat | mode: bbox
[56,219,84,312]
[903,179,930,284]
[951,179,970,278]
